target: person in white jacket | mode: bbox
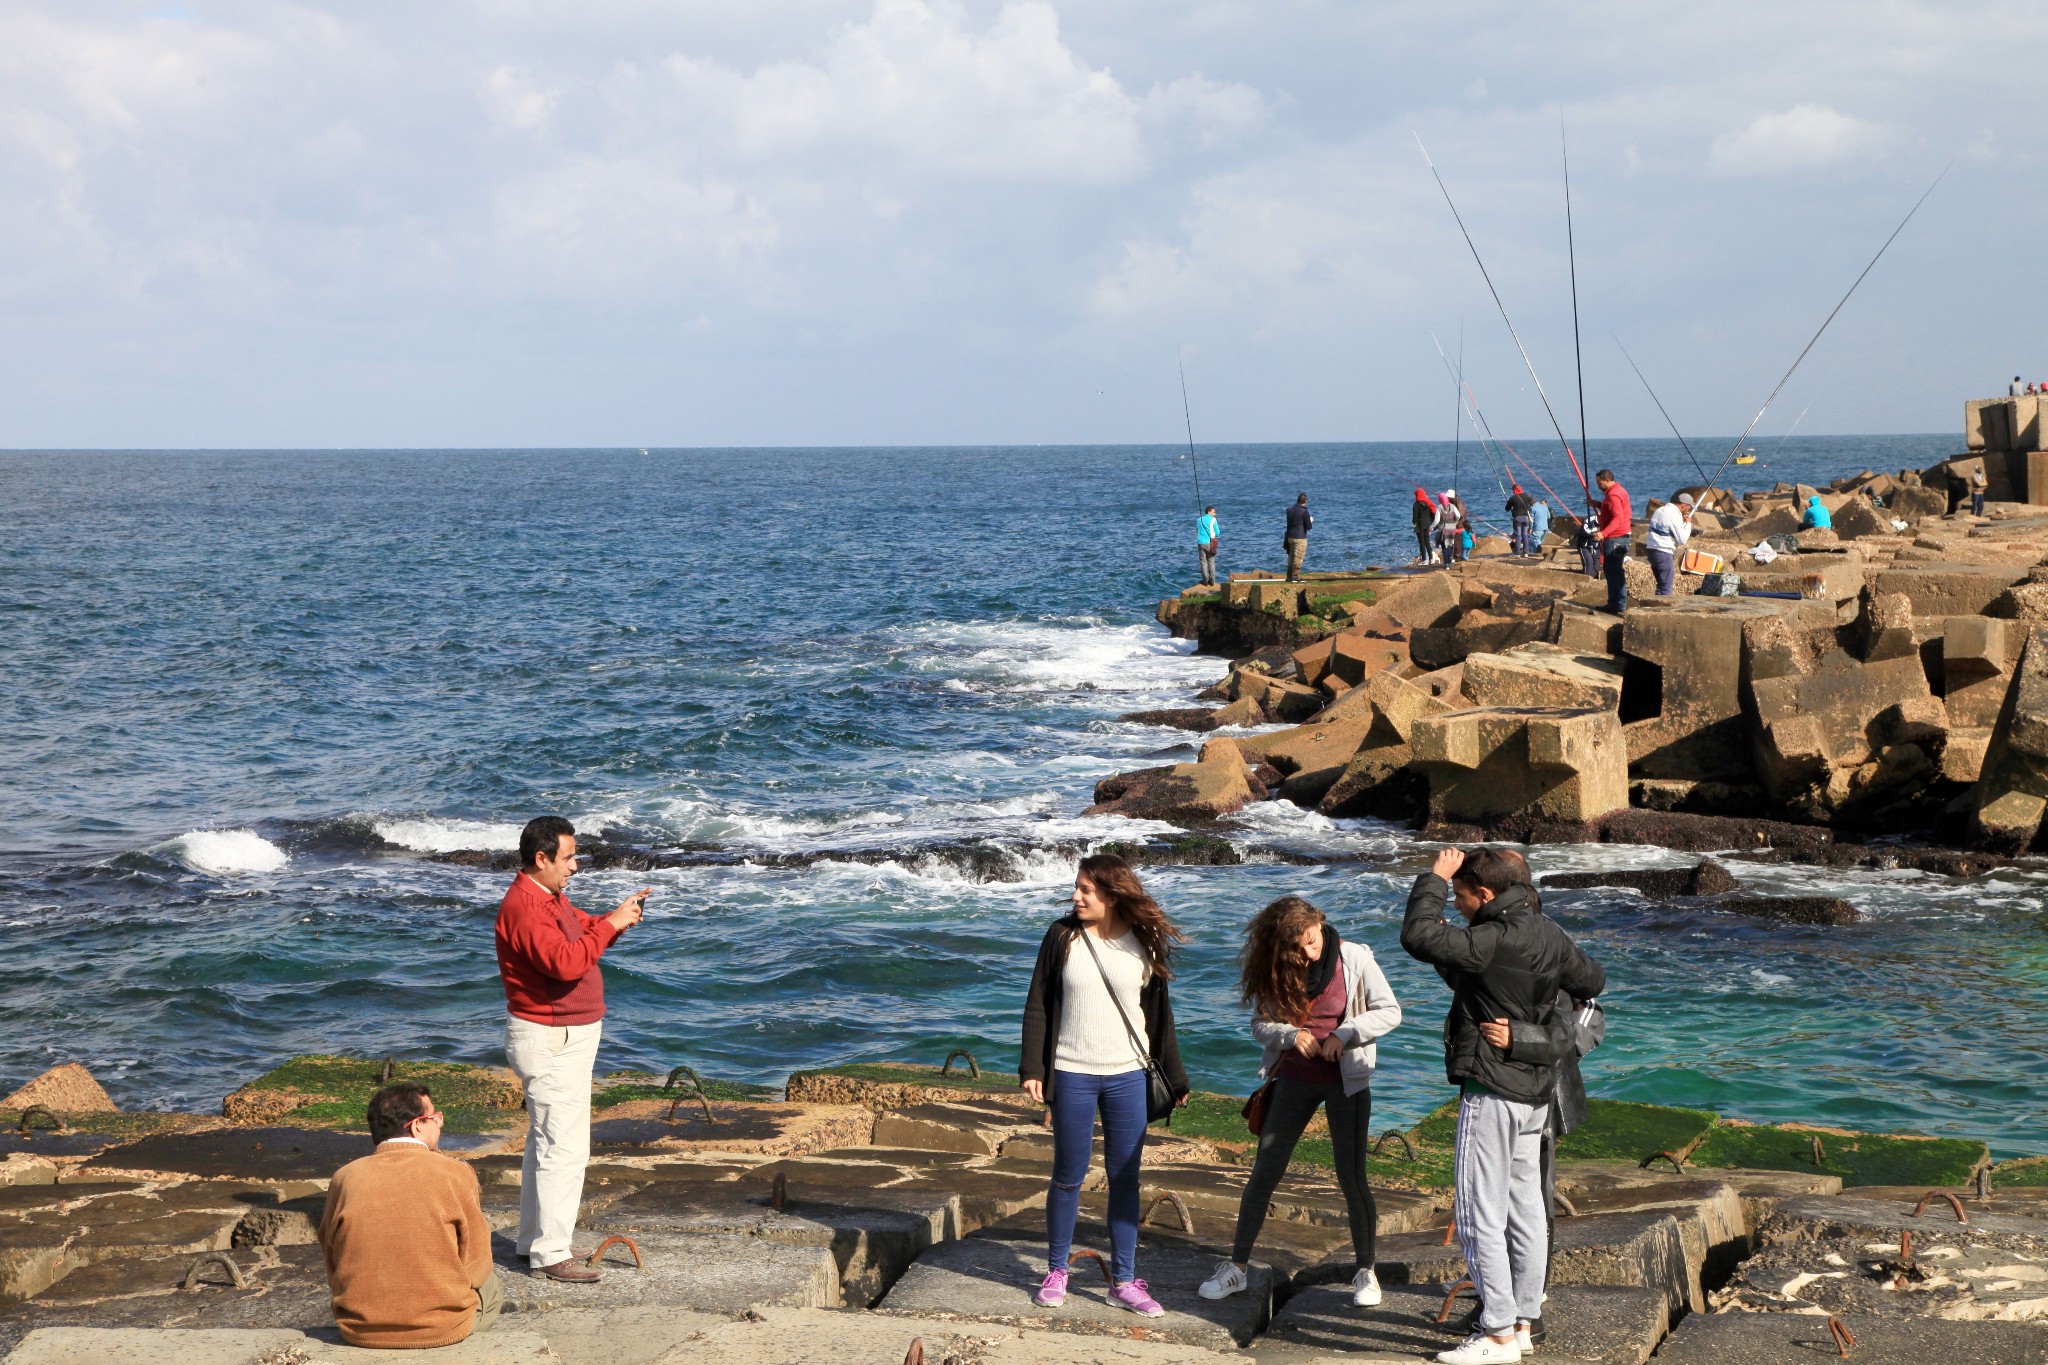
[1200,897,1401,1309]
[1643,493,1695,597]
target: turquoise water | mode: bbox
[6,438,2044,1154]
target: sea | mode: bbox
[6,437,2045,1156]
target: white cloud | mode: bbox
[1710,103,1885,174]
[479,65,559,131]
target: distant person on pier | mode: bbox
[318,1083,499,1349]
[1401,848,1605,1365]
[1801,495,1833,531]
[1530,498,1552,549]
[1412,489,1439,564]
[497,816,651,1283]
[1505,485,1535,556]
[1593,470,1632,614]
[1196,505,1221,586]
[1644,493,1695,597]
[2013,376,2028,397]
[1970,467,1988,517]
[1199,896,1401,1311]
[1437,490,1466,564]
[1283,494,1313,582]
[1019,852,1189,1319]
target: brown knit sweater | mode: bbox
[317,1143,494,1349]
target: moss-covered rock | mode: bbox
[222,1055,524,1135]
[1689,1122,1988,1187]
[592,1070,776,1110]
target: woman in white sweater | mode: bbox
[1200,896,1401,1307]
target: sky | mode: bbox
[0,0,2042,448]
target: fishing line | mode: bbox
[1415,130,1590,499]
[1177,349,1203,513]
[1562,111,1594,511]
[1613,334,1712,487]
[1700,161,1953,502]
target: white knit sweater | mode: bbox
[1054,931,1150,1075]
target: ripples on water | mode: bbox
[6,439,2045,1155]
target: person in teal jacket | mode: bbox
[1196,507,1220,585]
[1802,496,1833,531]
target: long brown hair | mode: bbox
[1075,853,1186,980]
[1238,895,1327,1026]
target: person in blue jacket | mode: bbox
[1196,506,1221,586]
[1801,496,1833,531]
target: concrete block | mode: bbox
[1365,669,1450,742]
[1378,572,1462,629]
[498,1229,841,1315]
[1265,1281,1667,1365]
[1411,707,1629,822]
[1653,1310,2048,1363]
[1,1327,557,1364]
[1550,1210,1694,1319]
[1246,581,1300,618]
[877,1229,1271,1349]
[1871,566,2029,622]
[80,1130,371,1184]
[1462,642,1623,710]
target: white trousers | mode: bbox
[504,1015,601,1268]
[1453,1088,1549,1333]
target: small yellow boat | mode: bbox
[1733,453,1757,465]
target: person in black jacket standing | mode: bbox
[1283,494,1313,581]
[1505,486,1536,557]
[1401,847,1605,1365]
[1019,853,1189,1317]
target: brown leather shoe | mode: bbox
[533,1258,602,1283]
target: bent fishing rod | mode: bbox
[1562,111,1593,514]
[1415,131,1591,504]
[1613,334,1713,488]
[1177,350,1203,512]
[1697,162,1953,503]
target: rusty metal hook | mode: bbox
[16,1105,66,1136]
[1372,1129,1417,1161]
[1436,1279,1476,1323]
[1811,1135,1827,1166]
[1911,1190,1968,1224]
[1898,1229,1913,1266]
[1441,1218,1457,1247]
[664,1064,706,1093]
[1827,1315,1855,1357]
[771,1171,787,1212]
[182,1252,247,1292]
[1639,1150,1686,1174]
[1554,1191,1578,1217]
[941,1050,981,1079]
[1974,1165,1992,1201]
[665,1091,715,1125]
[1068,1248,1114,1284]
[584,1234,643,1269]
[1142,1190,1194,1234]
[904,1339,925,1365]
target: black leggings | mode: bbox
[1416,528,1433,560]
[1230,1077,1377,1268]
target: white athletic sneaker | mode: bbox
[1351,1266,1382,1307]
[1198,1260,1247,1300]
[1516,1322,1536,1354]
[1435,1331,1524,1364]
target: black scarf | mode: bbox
[1304,924,1343,998]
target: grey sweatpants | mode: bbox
[1453,1088,1548,1333]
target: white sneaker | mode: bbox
[1435,1331,1523,1364]
[1198,1260,1247,1300]
[1351,1266,1382,1307]
[1516,1322,1535,1354]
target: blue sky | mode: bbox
[0,0,2040,447]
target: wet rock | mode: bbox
[1541,858,1741,899]
[1,1067,115,1117]
[1116,707,1223,732]
[1715,894,1859,925]
[1411,707,1629,824]
[1085,738,1255,823]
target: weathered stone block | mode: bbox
[1365,669,1450,743]
[1245,580,1299,617]
[1410,707,1628,823]
[1462,642,1623,711]
[1377,572,1462,629]
[0,1067,114,1117]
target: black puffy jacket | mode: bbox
[1400,876,1605,1105]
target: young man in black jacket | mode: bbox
[1401,847,1604,1364]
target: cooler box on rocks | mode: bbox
[1680,550,1724,576]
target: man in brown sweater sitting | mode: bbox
[318,1082,501,1349]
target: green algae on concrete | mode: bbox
[1992,1154,2048,1186]
[1689,1122,1988,1188]
[592,1071,776,1110]
[1557,1099,1719,1164]
[225,1055,521,1135]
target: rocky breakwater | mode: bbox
[1135,412,2048,863]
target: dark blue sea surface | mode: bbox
[6,437,2045,1154]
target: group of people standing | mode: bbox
[1018,849,1603,1365]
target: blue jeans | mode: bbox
[1602,537,1629,613]
[1046,1068,1148,1283]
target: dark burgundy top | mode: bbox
[1272,964,1347,1085]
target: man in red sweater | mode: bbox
[497,815,650,1282]
[1593,470,1632,614]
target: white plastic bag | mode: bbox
[1750,539,1778,565]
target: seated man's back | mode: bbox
[318,1082,498,1350]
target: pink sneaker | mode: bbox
[1111,1278,1165,1317]
[1034,1267,1068,1306]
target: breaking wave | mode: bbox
[149,829,289,875]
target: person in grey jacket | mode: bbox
[1199,897,1400,1309]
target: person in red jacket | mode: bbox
[1593,470,1632,614]
[497,815,649,1282]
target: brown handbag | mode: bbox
[1241,1079,1276,1136]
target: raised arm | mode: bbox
[501,901,619,983]
[1399,867,1502,973]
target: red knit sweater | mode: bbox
[1596,483,1632,539]
[495,873,618,1025]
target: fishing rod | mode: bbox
[1562,112,1593,513]
[1452,322,1463,497]
[1177,350,1203,512]
[1430,329,1512,500]
[1761,399,1817,460]
[1613,334,1712,487]
[1698,162,1953,503]
[1462,375,1575,511]
[1415,130,1591,501]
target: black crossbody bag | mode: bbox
[1078,931,1182,1124]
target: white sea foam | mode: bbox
[154,829,289,875]
[899,617,1219,698]
[373,817,524,854]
